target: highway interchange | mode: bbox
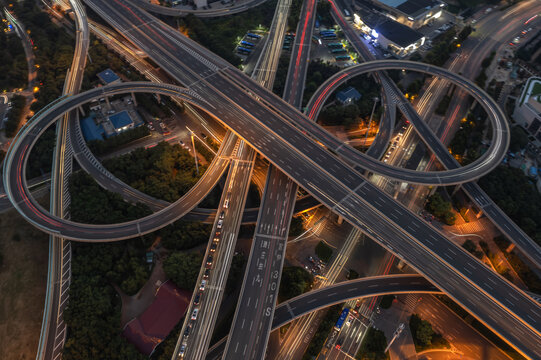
[3,0,541,359]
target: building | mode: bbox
[109,110,134,134]
[336,87,362,105]
[122,281,191,355]
[80,116,105,141]
[97,68,121,85]
[374,19,425,57]
[513,77,541,141]
[353,7,425,57]
[370,0,445,29]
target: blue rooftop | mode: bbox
[336,86,361,103]
[80,116,104,141]
[97,68,120,84]
[109,110,133,130]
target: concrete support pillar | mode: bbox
[78,106,86,117]
[131,92,138,107]
[337,216,344,225]
[451,184,461,196]
[476,210,483,219]
[105,96,110,108]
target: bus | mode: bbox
[240,40,255,48]
[320,29,335,34]
[335,55,351,61]
[328,43,344,49]
[237,47,252,55]
[335,308,350,331]
[321,33,337,39]
[246,33,261,39]
[331,48,347,54]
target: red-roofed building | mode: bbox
[123,280,191,356]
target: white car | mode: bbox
[191,308,199,320]
[200,280,207,291]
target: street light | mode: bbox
[364,97,379,147]
[186,126,199,176]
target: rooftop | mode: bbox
[122,281,191,355]
[336,86,362,103]
[97,68,120,84]
[80,116,104,142]
[375,19,424,47]
[378,0,441,17]
[109,110,134,130]
[519,77,541,106]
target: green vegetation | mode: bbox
[88,126,150,156]
[509,126,529,152]
[436,295,527,360]
[475,51,496,89]
[462,239,483,260]
[356,326,388,360]
[69,171,152,224]
[163,252,203,290]
[0,26,27,91]
[347,269,359,280]
[4,95,26,137]
[426,193,456,225]
[449,109,486,164]
[103,142,205,203]
[288,0,303,30]
[479,166,541,248]
[315,241,333,262]
[158,220,212,251]
[316,1,333,27]
[379,295,395,309]
[409,314,450,352]
[26,127,56,179]
[82,38,144,91]
[302,304,342,360]
[279,266,313,302]
[288,215,304,237]
[193,138,215,162]
[435,94,451,116]
[317,73,382,127]
[13,0,74,112]
[303,59,341,107]
[272,55,291,97]
[178,0,277,67]
[493,236,541,293]
[424,26,472,67]
[64,172,153,360]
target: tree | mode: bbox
[279,266,313,302]
[409,314,434,349]
[356,327,388,360]
[315,241,333,263]
[509,126,529,152]
[163,251,203,290]
[289,216,304,237]
[426,193,455,225]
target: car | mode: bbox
[200,280,207,291]
[194,292,201,305]
[201,133,208,139]
[215,231,221,237]
[210,242,217,252]
[213,236,220,243]
[223,199,230,208]
[219,211,225,219]
[206,255,213,268]
[383,52,391,58]
[217,219,223,229]
[191,308,199,320]
[183,324,191,337]
[203,268,211,279]
[179,344,186,357]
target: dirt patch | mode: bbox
[0,206,49,360]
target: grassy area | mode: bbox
[0,205,49,360]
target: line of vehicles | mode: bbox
[178,194,231,358]
[283,33,295,51]
[236,33,262,56]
